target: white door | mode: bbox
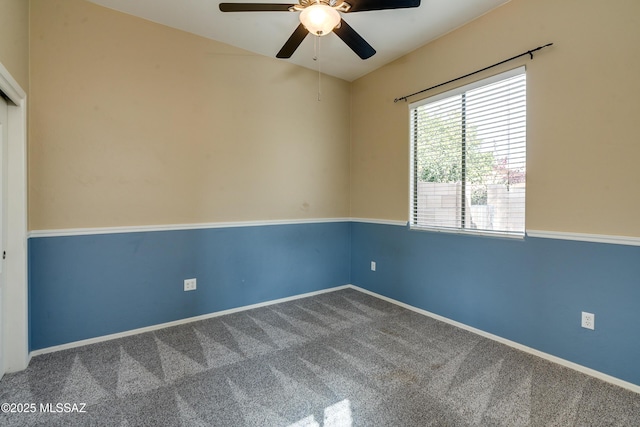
[0,94,7,378]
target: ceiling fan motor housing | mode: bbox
[293,0,351,12]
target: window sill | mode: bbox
[409,224,525,240]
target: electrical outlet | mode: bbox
[184,278,197,291]
[581,311,595,330]
[371,261,376,271]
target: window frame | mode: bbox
[408,66,526,239]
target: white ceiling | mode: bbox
[88,0,510,81]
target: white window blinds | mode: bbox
[409,67,526,237]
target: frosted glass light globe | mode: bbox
[299,4,340,36]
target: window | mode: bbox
[410,67,526,237]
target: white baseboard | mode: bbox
[347,285,640,395]
[29,285,351,357]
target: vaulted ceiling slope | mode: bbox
[88,0,510,81]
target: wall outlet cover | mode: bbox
[184,278,197,291]
[581,311,595,330]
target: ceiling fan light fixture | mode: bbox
[299,4,341,36]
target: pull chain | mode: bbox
[313,35,322,101]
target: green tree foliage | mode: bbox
[417,112,495,185]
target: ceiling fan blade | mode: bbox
[276,24,309,58]
[346,0,420,12]
[219,3,294,12]
[333,19,376,59]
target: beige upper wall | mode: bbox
[29,0,351,230]
[0,0,29,91]
[350,0,640,237]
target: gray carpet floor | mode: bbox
[1,288,639,426]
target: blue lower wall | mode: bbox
[29,222,351,350]
[28,220,640,387]
[350,222,640,386]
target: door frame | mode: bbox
[0,60,28,374]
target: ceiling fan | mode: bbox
[219,0,421,60]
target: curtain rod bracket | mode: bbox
[394,42,553,104]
